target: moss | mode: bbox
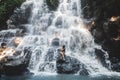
[46,0,59,11]
[0,0,25,30]
[0,5,6,20]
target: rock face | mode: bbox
[56,52,89,75]
[81,0,120,20]
[111,57,120,72]
[56,56,80,74]
[0,0,25,30]
[8,3,32,30]
[46,0,59,11]
[51,38,60,47]
[0,48,31,76]
[95,49,110,69]
[91,21,120,72]
[81,0,120,72]
[48,38,89,75]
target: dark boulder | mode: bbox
[51,38,60,47]
[0,0,25,30]
[0,47,32,76]
[111,57,120,72]
[111,63,120,72]
[81,0,120,20]
[56,55,89,75]
[8,3,32,29]
[86,16,120,72]
[79,68,89,76]
[92,29,104,43]
[56,58,80,74]
[81,0,120,62]
[0,29,24,39]
[40,46,88,74]
[46,0,59,11]
[45,48,56,61]
[38,47,58,72]
[3,61,28,76]
[95,49,110,69]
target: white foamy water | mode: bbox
[0,0,120,77]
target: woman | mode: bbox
[60,45,65,60]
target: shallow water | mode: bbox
[1,74,120,80]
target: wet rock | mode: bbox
[0,0,26,30]
[79,69,89,76]
[45,48,56,61]
[92,29,105,43]
[51,38,60,47]
[111,57,120,72]
[0,63,3,76]
[46,0,59,11]
[0,29,23,39]
[56,48,89,75]
[81,0,120,67]
[38,47,58,72]
[81,0,120,19]
[3,62,28,75]
[95,49,110,69]
[55,17,63,28]
[56,55,89,75]
[91,22,120,72]
[38,62,56,72]
[56,56,80,74]
[8,3,32,29]
[112,63,120,72]
[86,17,120,72]
[0,47,32,76]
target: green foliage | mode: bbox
[0,5,6,18]
[46,0,59,10]
[49,0,58,7]
[0,0,25,29]
[0,5,6,14]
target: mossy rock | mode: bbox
[46,0,59,11]
[0,0,25,30]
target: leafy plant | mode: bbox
[46,0,59,10]
[0,0,25,30]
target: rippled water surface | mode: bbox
[1,74,120,80]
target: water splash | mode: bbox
[22,0,110,74]
[0,0,120,76]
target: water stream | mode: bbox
[0,0,120,77]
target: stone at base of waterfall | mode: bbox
[95,49,109,68]
[0,48,32,76]
[79,69,89,76]
[112,63,120,72]
[111,57,120,72]
[56,56,89,75]
[3,62,29,75]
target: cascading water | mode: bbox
[24,0,110,74]
[1,0,120,76]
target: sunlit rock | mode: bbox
[14,37,23,45]
[110,16,119,22]
[0,47,32,76]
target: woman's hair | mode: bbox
[62,45,65,48]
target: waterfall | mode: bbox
[0,0,120,76]
[24,0,110,74]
